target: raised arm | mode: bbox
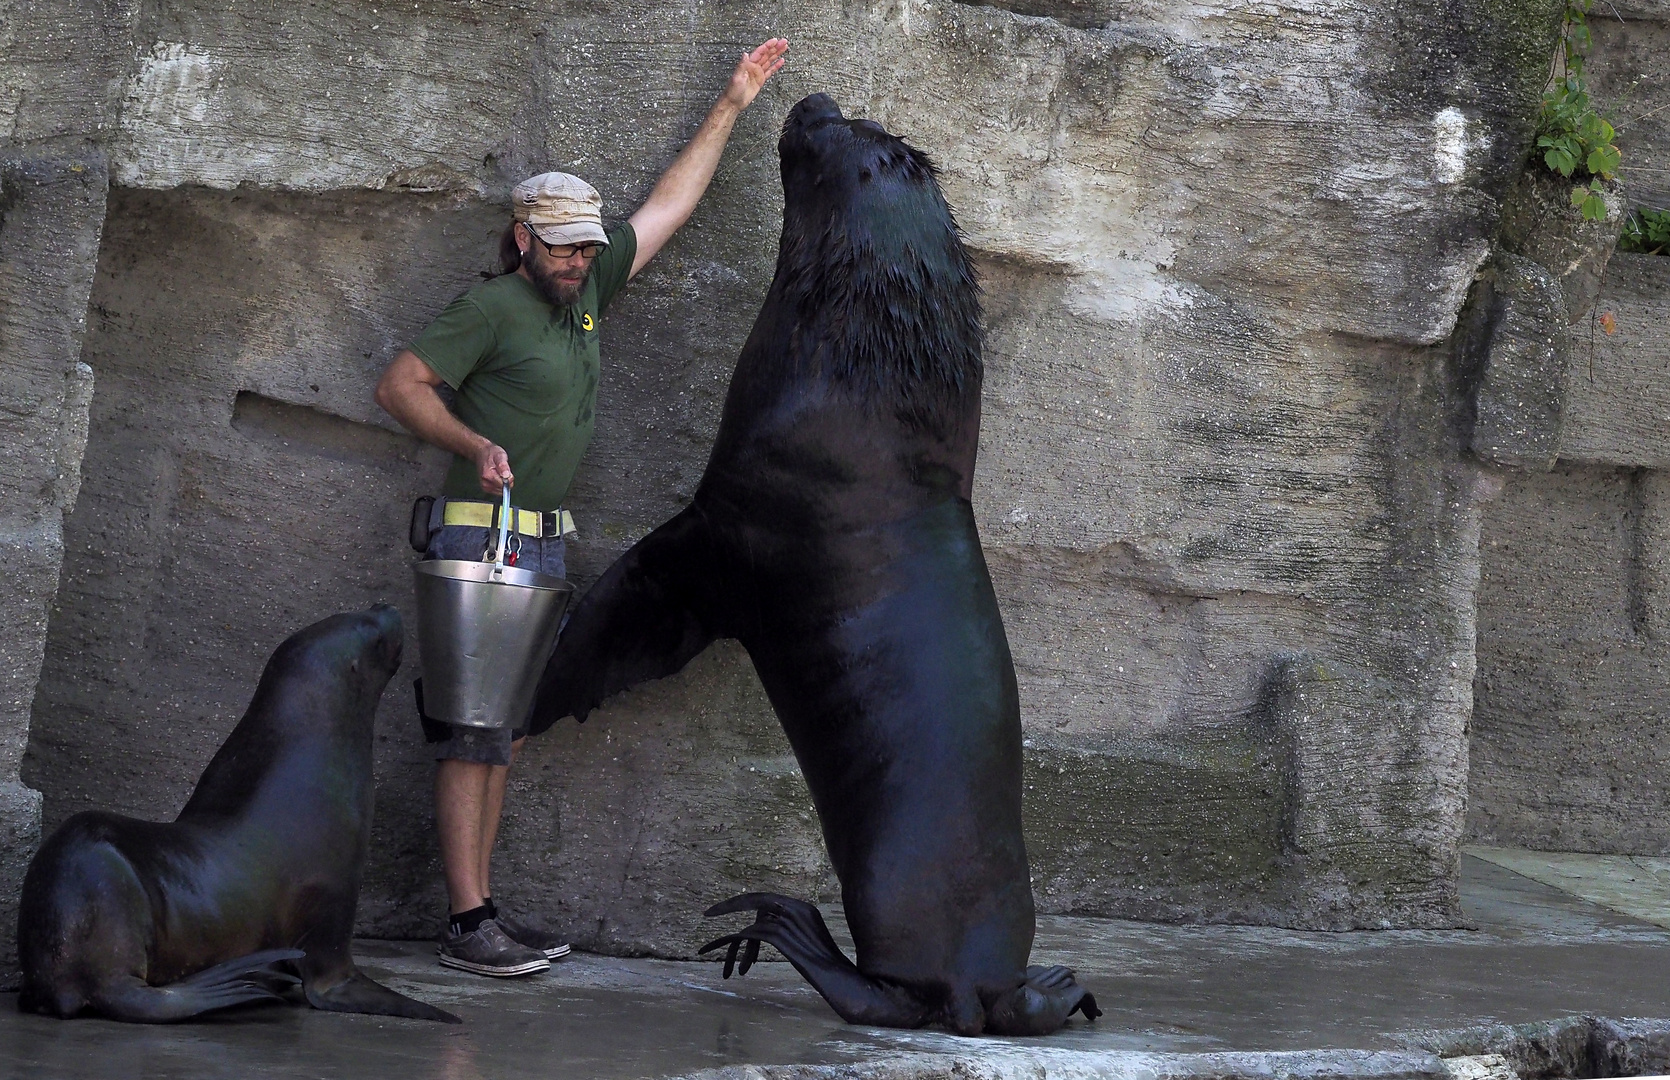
[627,37,788,279]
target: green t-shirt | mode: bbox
[410,222,637,512]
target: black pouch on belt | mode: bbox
[414,678,451,743]
[409,495,437,553]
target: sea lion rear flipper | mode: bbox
[983,964,1101,1036]
[90,948,305,1023]
[305,968,462,1024]
[527,506,717,735]
[700,893,931,1028]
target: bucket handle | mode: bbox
[496,484,511,570]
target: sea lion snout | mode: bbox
[778,94,876,179]
[783,92,842,132]
[278,606,403,692]
[338,604,403,677]
[366,602,401,631]
[363,603,403,667]
[777,94,939,226]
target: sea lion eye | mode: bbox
[858,168,873,184]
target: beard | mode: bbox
[526,255,591,307]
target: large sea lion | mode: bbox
[528,93,1098,1036]
[18,605,458,1024]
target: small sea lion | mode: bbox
[17,605,458,1024]
[529,93,1098,1036]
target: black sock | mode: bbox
[483,896,498,919]
[450,904,490,936]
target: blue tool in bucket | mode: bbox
[412,487,574,729]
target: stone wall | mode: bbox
[1466,1,1670,854]
[0,0,139,975]
[9,0,1573,963]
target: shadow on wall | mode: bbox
[230,391,431,466]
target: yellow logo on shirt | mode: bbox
[581,313,595,331]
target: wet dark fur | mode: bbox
[769,124,981,434]
[17,607,458,1024]
[528,95,1097,1036]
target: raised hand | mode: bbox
[722,37,789,111]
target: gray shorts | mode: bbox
[418,522,567,766]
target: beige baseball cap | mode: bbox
[511,172,609,247]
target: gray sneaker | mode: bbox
[495,912,572,960]
[437,919,551,977]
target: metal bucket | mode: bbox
[412,559,573,730]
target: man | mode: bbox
[375,37,788,978]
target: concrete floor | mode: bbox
[5,853,1670,1079]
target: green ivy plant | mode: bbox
[1618,208,1670,255]
[1535,0,1622,221]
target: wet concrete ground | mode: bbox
[5,853,1670,1079]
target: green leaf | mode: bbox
[1642,209,1670,249]
[1587,143,1620,178]
[1616,208,1670,254]
[1536,0,1623,187]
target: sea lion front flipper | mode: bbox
[700,893,931,1029]
[983,964,1102,1036]
[527,506,717,735]
[305,968,462,1024]
[90,948,305,1023]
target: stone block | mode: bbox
[1469,255,1569,470]
[0,149,108,984]
[1021,735,1287,925]
[103,0,1555,347]
[0,153,108,526]
[0,154,107,772]
[1591,1018,1670,1078]
[1467,464,1670,854]
[0,780,43,986]
[0,522,64,782]
[0,0,137,147]
[1464,255,1571,470]
[1589,12,1670,212]
[1403,1016,1599,1080]
[1558,254,1670,468]
[1610,0,1670,19]
[1260,653,1465,928]
[1496,168,1626,325]
[1638,470,1670,641]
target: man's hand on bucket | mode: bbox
[476,443,513,496]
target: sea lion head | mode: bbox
[773,94,981,433]
[174,605,405,819]
[777,93,946,235]
[250,604,405,729]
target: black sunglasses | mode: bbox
[521,224,604,260]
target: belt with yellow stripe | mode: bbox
[442,499,576,539]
